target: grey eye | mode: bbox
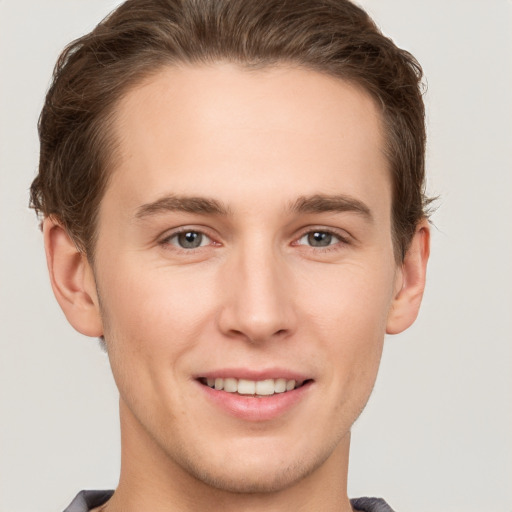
[299,231,338,247]
[173,231,207,249]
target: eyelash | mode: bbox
[293,228,350,251]
[160,227,217,251]
[159,227,350,252]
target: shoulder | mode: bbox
[350,497,396,512]
[62,490,114,512]
[62,491,393,512]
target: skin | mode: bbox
[44,64,429,512]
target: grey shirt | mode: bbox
[63,490,396,512]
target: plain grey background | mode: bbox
[1,1,511,511]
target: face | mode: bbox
[92,64,401,493]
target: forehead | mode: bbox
[107,63,390,216]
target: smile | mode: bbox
[199,377,306,396]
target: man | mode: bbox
[30,0,431,511]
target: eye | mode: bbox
[297,230,343,248]
[166,230,212,249]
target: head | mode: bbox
[31,0,431,503]
[31,0,429,263]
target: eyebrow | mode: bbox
[135,195,231,219]
[290,194,373,221]
[135,193,372,221]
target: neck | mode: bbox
[106,399,354,512]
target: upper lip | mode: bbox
[194,368,312,382]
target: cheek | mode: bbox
[96,261,221,397]
[301,260,396,335]
[96,264,219,423]
[101,262,215,335]
[300,262,395,394]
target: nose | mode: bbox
[217,241,297,344]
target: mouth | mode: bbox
[196,372,313,421]
[198,377,311,397]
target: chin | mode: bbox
[188,461,311,494]
[174,442,333,495]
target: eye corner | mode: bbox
[159,227,221,251]
[293,228,351,250]
[290,226,356,256]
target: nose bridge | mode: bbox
[219,234,295,342]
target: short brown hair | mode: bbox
[30,0,431,261]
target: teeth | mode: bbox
[274,378,287,393]
[223,377,238,392]
[255,379,274,396]
[204,377,301,395]
[286,379,296,391]
[237,379,256,395]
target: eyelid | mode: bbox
[159,226,220,249]
[157,225,352,251]
[293,226,351,244]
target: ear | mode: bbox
[386,220,430,335]
[43,217,103,337]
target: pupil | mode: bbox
[179,231,202,248]
[308,231,331,247]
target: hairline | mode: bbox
[86,59,405,263]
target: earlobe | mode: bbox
[386,220,430,335]
[43,217,103,337]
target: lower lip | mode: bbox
[196,380,313,422]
